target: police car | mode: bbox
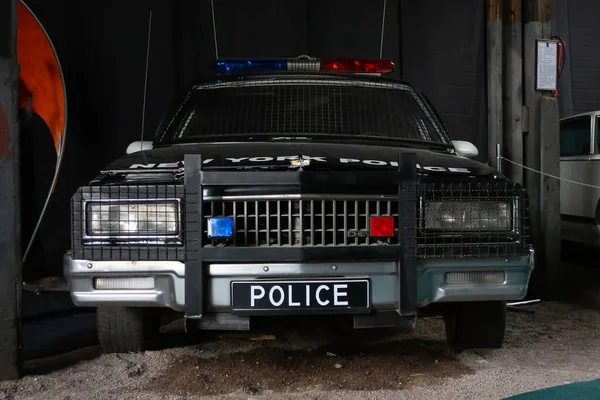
[64,57,534,353]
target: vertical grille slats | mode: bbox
[321,200,326,245]
[288,200,293,246]
[254,200,259,246]
[72,181,531,261]
[204,196,399,247]
[310,200,315,246]
[343,201,348,246]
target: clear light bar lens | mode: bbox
[87,202,179,236]
[423,200,512,232]
[445,271,505,285]
[95,277,155,290]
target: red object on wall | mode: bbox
[17,0,65,155]
[552,41,564,98]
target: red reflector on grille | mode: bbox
[370,217,395,237]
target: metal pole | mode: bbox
[504,0,524,185]
[507,299,541,306]
[0,0,22,381]
[496,143,502,174]
[487,0,503,169]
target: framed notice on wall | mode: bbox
[535,39,559,91]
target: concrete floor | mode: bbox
[2,301,600,400]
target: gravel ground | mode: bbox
[1,301,600,400]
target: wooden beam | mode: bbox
[0,0,22,381]
[540,95,561,299]
[523,0,560,299]
[503,0,524,185]
[487,0,503,168]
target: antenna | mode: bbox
[140,9,152,162]
[210,0,219,59]
[379,0,387,58]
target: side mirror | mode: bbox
[126,140,153,154]
[452,140,478,159]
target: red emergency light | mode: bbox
[320,59,395,74]
[369,217,395,237]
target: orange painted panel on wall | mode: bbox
[17,0,65,155]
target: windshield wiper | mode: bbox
[271,133,454,152]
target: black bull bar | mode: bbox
[183,153,419,323]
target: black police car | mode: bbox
[64,57,534,353]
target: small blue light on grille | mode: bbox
[213,59,288,73]
[207,217,234,239]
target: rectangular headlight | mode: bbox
[423,200,512,232]
[86,202,179,236]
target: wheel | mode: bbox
[96,307,160,353]
[443,301,506,350]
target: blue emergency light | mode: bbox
[213,57,395,75]
[207,217,234,239]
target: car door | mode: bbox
[559,114,595,221]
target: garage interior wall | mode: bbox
[553,0,600,118]
[20,0,486,280]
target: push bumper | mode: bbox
[64,249,534,314]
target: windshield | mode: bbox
[155,78,451,146]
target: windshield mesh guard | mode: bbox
[159,79,450,145]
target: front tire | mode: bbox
[443,301,506,350]
[97,307,160,353]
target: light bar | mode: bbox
[213,57,395,75]
[320,59,394,74]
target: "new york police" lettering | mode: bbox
[127,156,472,173]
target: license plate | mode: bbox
[230,279,370,313]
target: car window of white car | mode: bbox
[560,115,592,157]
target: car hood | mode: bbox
[101,141,501,179]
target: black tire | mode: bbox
[96,307,160,354]
[443,301,506,350]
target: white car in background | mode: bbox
[560,110,600,247]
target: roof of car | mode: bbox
[560,110,600,121]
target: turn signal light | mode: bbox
[207,217,234,239]
[370,217,395,237]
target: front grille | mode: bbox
[203,196,399,247]
[71,179,532,261]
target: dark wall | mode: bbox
[401,0,487,160]
[171,0,401,91]
[21,0,486,279]
[553,0,600,118]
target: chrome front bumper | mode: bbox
[64,249,535,313]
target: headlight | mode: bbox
[423,200,512,232]
[86,202,179,236]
